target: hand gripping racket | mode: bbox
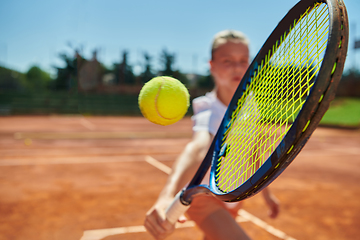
[165,0,349,223]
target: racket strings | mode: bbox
[221,3,327,139]
[216,3,329,193]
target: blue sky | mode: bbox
[0,0,359,76]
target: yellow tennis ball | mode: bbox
[138,76,190,126]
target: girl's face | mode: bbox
[210,41,250,96]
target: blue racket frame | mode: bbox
[180,0,348,205]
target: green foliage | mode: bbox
[160,48,175,76]
[157,48,191,86]
[320,98,360,128]
[0,65,53,92]
[52,52,77,91]
[197,72,214,89]
[25,65,52,91]
[0,66,26,90]
[140,52,155,84]
[1,46,204,97]
[113,50,136,85]
[172,70,189,86]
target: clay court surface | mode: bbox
[0,116,359,240]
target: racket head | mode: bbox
[183,0,348,204]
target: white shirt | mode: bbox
[191,91,249,209]
[191,91,227,135]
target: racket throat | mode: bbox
[181,185,213,205]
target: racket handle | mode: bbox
[165,191,190,224]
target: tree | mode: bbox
[114,50,136,85]
[0,66,26,91]
[158,48,189,85]
[197,71,214,89]
[140,52,155,84]
[25,65,52,91]
[77,50,106,91]
[160,48,175,76]
[172,70,189,86]
[52,52,77,91]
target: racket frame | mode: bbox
[208,0,349,202]
[173,0,348,208]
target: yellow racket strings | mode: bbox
[216,3,329,193]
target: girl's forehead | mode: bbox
[213,41,249,58]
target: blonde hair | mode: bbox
[211,30,250,59]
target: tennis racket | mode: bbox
[165,0,349,224]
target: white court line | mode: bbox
[239,209,296,240]
[80,218,248,240]
[80,155,296,240]
[144,156,296,240]
[145,155,172,174]
[79,118,97,131]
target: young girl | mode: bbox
[144,30,280,240]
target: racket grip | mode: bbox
[165,191,190,224]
